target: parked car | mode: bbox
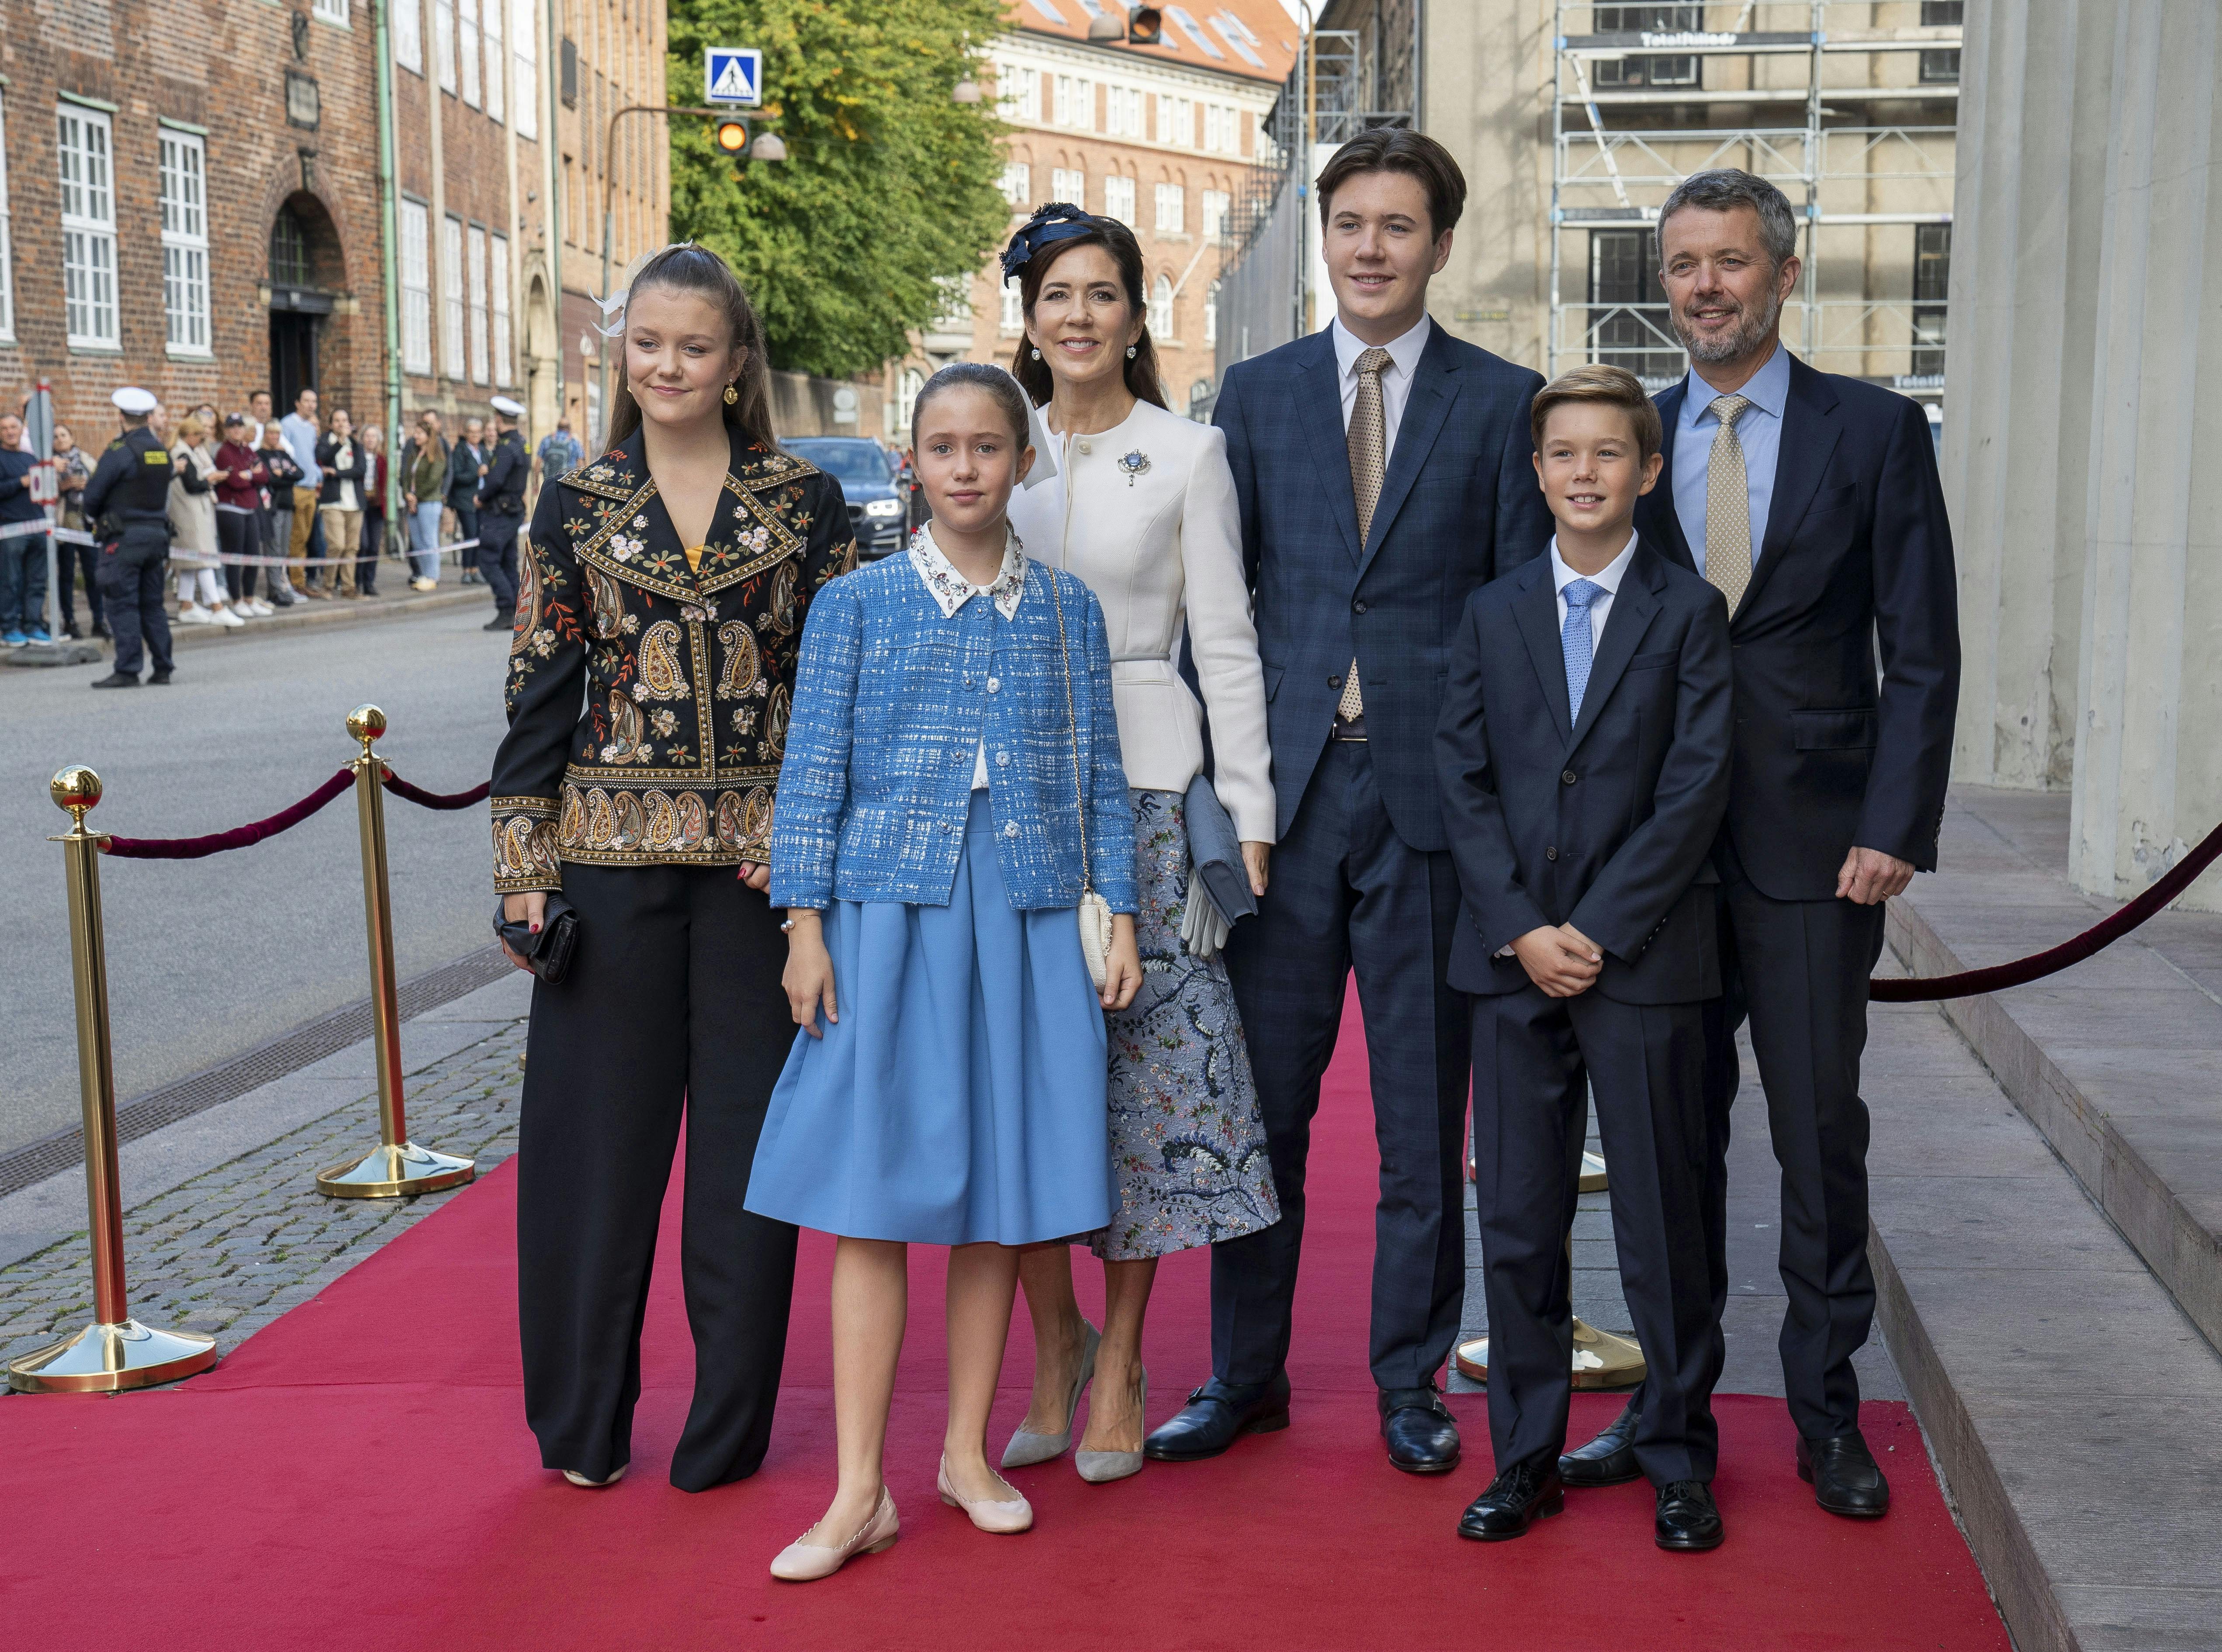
[783,437,908,559]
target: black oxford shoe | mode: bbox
[1559,1399,1642,1488]
[1142,1371,1291,1462]
[1379,1385,1460,1474]
[1456,1458,1564,1542]
[1654,1480,1724,1552]
[1797,1429,1891,1518]
[90,672,139,689]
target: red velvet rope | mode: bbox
[1873,815,2222,1001]
[380,772,491,811]
[101,767,356,860]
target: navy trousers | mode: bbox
[478,511,519,615]
[1217,739,1470,1392]
[96,527,174,677]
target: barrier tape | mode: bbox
[99,764,489,861]
[0,517,484,564]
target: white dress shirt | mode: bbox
[1330,313,1433,463]
[1549,531,1641,642]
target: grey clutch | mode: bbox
[1183,772,1256,958]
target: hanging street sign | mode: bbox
[705,47,764,107]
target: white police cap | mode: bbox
[489,395,525,418]
[112,387,159,415]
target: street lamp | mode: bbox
[952,77,983,104]
[751,131,788,162]
[1089,5,1163,43]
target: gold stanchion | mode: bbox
[7,768,219,1393]
[315,706,476,1199]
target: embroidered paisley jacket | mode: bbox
[490,425,856,893]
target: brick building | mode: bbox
[0,0,665,465]
[899,0,1294,431]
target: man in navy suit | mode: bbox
[1143,130,1552,1476]
[1559,170,1960,1519]
[1438,365,1732,1550]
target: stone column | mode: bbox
[2067,1,2222,909]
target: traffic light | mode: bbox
[714,119,749,153]
[1127,5,1163,45]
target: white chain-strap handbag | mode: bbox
[1049,569,1114,992]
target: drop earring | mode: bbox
[1125,345,1137,359]
[1031,348,1042,361]
[723,384,739,405]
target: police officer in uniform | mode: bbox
[474,397,528,632]
[82,388,177,689]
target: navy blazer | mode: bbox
[1214,323,1552,851]
[1435,539,1733,1005]
[1638,354,1960,902]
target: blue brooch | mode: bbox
[1117,449,1151,487]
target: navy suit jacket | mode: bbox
[1214,323,1552,851]
[1435,539,1733,1005]
[1638,354,1960,902]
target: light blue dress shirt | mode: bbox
[1671,342,1791,575]
[280,412,323,489]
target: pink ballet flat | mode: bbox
[769,1487,900,1582]
[938,1455,1035,1533]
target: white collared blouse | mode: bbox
[1005,396,1276,843]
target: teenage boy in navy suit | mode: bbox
[1435,365,1734,1552]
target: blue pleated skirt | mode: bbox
[745,791,1116,1246]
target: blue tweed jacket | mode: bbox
[769,543,1138,914]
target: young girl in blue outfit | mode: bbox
[748,363,1143,1581]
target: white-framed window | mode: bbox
[1000,281,1024,335]
[1053,75,1094,131]
[459,0,481,107]
[433,0,457,93]
[491,232,513,386]
[1000,60,1041,122]
[483,0,504,121]
[1107,85,1143,138]
[1154,182,1184,234]
[467,224,490,383]
[441,214,465,375]
[1201,188,1230,239]
[1204,277,1220,346]
[1001,162,1031,208]
[1157,93,1192,147]
[1204,103,1238,155]
[895,365,925,435]
[1052,166,1085,205]
[313,0,351,21]
[1102,174,1136,227]
[1149,273,1173,336]
[0,93,15,343]
[399,199,433,374]
[933,275,974,332]
[158,130,211,355]
[395,0,423,73]
[57,106,118,349]
[512,0,538,138]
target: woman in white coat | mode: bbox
[997,204,1280,1483]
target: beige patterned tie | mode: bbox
[1339,346,1392,725]
[1704,393,1754,614]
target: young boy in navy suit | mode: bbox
[1434,365,1734,1551]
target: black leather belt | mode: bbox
[1330,714,1369,743]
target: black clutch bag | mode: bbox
[493,892,579,984]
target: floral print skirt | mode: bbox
[1088,788,1281,1262]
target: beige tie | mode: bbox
[1704,393,1754,614]
[1339,346,1392,726]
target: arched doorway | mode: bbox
[524,273,558,437]
[268,194,345,409]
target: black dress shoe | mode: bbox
[1655,1479,1724,1551]
[90,671,139,689]
[1142,1372,1291,1462]
[1560,1399,1642,1488]
[1456,1458,1564,1541]
[483,615,513,631]
[149,668,173,685]
[1379,1385,1460,1474]
[1797,1430,1890,1518]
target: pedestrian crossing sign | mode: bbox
[704,47,763,107]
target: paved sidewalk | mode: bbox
[0,1009,525,1379]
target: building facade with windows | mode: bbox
[901,0,1295,431]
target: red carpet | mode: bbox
[0,996,2007,1651]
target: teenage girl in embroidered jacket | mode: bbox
[748,364,1143,1581]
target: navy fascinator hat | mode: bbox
[999,202,1110,285]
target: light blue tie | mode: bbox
[1562,578,1606,722]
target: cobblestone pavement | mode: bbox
[0,1016,526,1386]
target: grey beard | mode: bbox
[1674,290,1784,364]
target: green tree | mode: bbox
[668,0,1010,378]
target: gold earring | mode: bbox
[723,384,740,406]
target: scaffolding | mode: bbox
[1551,1,1962,398]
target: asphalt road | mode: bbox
[0,604,514,1155]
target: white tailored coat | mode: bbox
[1007,395,1276,845]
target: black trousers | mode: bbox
[218,510,260,602]
[96,528,173,676]
[518,862,800,1490]
[55,531,101,630]
[1473,984,1720,1485]
[1217,739,1471,1391]
[359,512,383,593]
[478,511,519,615]
[1702,847,1887,1441]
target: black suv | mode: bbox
[784,437,909,559]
